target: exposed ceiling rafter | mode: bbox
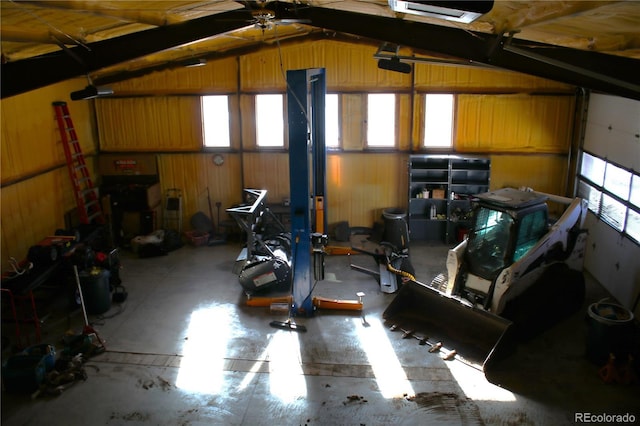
[1,7,254,97]
[2,1,639,100]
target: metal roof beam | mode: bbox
[1,8,251,98]
[283,2,640,100]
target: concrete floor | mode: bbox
[2,239,639,425]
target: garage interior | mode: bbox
[1,1,640,425]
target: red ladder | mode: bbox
[53,101,104,225]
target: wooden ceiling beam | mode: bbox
[20,0,185,27]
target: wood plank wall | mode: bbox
[1,39,576,271]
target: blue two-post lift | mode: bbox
[287,68,364,316]
[287,67,328,316]
[251,68,363,329]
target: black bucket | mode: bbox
[382,208,408,250]
[586,300,635,365]
[383,280,514,372]
[80,268,112,315]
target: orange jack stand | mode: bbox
[246,293,364,311]
[618,355,637,385]
[598,353,620,384]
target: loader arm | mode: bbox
[445,239,467,295]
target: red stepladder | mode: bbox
[53,101,105,225]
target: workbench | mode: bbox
[1,260,63,349]
[1,235,83,349]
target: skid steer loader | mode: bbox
[384,188,589,372]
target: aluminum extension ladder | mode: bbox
[163,188,183,233]
[53,101,105,225]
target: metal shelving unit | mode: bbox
[408,154,491,243]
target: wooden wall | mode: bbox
[1,78,99,269]
[1,38,576,271]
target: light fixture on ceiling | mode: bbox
[70,84,113,101]
[183,58,207,68]
[70,73,113,101]
[378,56,412,74]
[388,0,494,24]
[374,43,492,71]
[376,43,412,74]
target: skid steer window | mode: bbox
[467,208,513,278]
[513,210,547,262]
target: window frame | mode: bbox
[577,149,640,245]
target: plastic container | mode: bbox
[184,230,209,247]
[80,268,112,315]
[586,300,635,365]
[23,344,56,371]
[382,208,409,250]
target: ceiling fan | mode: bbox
[237,1,310,30]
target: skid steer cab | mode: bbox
[384,187,589,372]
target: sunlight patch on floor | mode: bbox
[445,359,516,402]
[353,316,415,398]
[176,304,232,394]
[267,330,307,403]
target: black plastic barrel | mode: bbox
[585,301,635,365]
[382,208,409,250]
[80,268,111,315]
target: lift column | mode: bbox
[287,68,327,316]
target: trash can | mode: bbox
[80,268,111,315]
[585,300,635,365]
[382,208,409,250]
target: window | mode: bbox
[601,193,626,231]
[514,209,548,262]
[627,208,640,243]
[631,175,640,208]
[256,94,284,147]
[578,181,601,214]
[604,162,631,199]
[580,152,605,186]
[577,150,640,244]
[424,94,454,148]
[202,96,230,148]
[325,93,339,149]
[367,93,395,147]
[466,208,514,276]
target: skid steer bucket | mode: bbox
[383,280,514,372]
